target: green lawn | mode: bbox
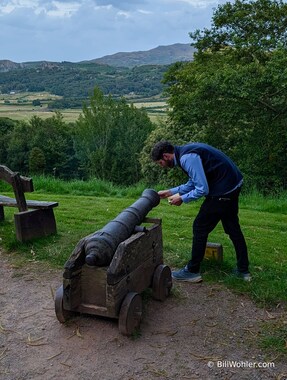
[1,189,286,309]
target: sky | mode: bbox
[0,0,229,63]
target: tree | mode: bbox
[148,0,287,192]
[190,0,287,54]
[0,118,18,166]
[6,121,31,173]
[74,87,155,185]
[28,113,77,178]
[32,99,41,107]
[29,147,46,174]
[6,113,77,178]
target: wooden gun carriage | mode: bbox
[55,189,172,336]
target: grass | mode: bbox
[259,317,287,355]
[0,177,286,306]
[0,177,286,354]
[0,103,82,123]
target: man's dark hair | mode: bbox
[151,141,174,161]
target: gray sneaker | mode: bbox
[233,269,251,282]
[172,266,202,283]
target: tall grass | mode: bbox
[240,188,287,214]
[1,175,286,211]
[0,175,149,198]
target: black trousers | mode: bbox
[187,188,249,273]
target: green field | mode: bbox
[133,99,168,121]
[0,92,81,122]
[0,92,167,122]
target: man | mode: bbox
[151,141,250,282]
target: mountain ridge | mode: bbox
[0,43,194,71]
[87,43,195,68]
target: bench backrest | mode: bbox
[0,165,34,212]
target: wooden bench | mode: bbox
[0,165,58,242]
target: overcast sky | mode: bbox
[0,0,229,63]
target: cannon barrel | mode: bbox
[85,189,160,266]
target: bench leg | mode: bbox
[14,209,57,242]
[0,205,4,221]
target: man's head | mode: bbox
[151,141,175,168]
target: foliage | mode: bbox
[48,97,85,109]
[0,62,168,99]
[28,113,77,179]
[6,121,31,172]
[189,0,287,53]
[4,113,77,178]
[142,0,287,192]
[29,147,46,174]
[74,88,155,185]
[32,99,41,107]
[0,117,19,165]
[0,88,155,186]
[139,118,187,187]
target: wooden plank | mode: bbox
[80,265,107,307]
[106,256,157,317]
[0,195,58,209]
[0,165,17,185]
[0,165,33,192]
[63,272,82,311]
[14,209,57,242]
[107,222,163,285]
[11,173,27,212]
[77,304,110,318]
[20,176,33,193]
[0,196,18,207]
[26,199,58,208]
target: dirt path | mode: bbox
[0,251,286,380]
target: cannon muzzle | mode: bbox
[85,189,160,266]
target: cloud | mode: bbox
[0,0,227,62]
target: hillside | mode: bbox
[0,44,194,99]
[0,62,168,99]
[89,43,195,68]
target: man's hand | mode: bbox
[158,190,172,199]
[168,194,183,206]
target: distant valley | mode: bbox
[0,44,195,110]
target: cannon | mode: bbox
[55,189,172,336]
[84,188,161,266]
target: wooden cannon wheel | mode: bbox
[119,292,142,336]
[152,264,172,301]
[55,285,74,323]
